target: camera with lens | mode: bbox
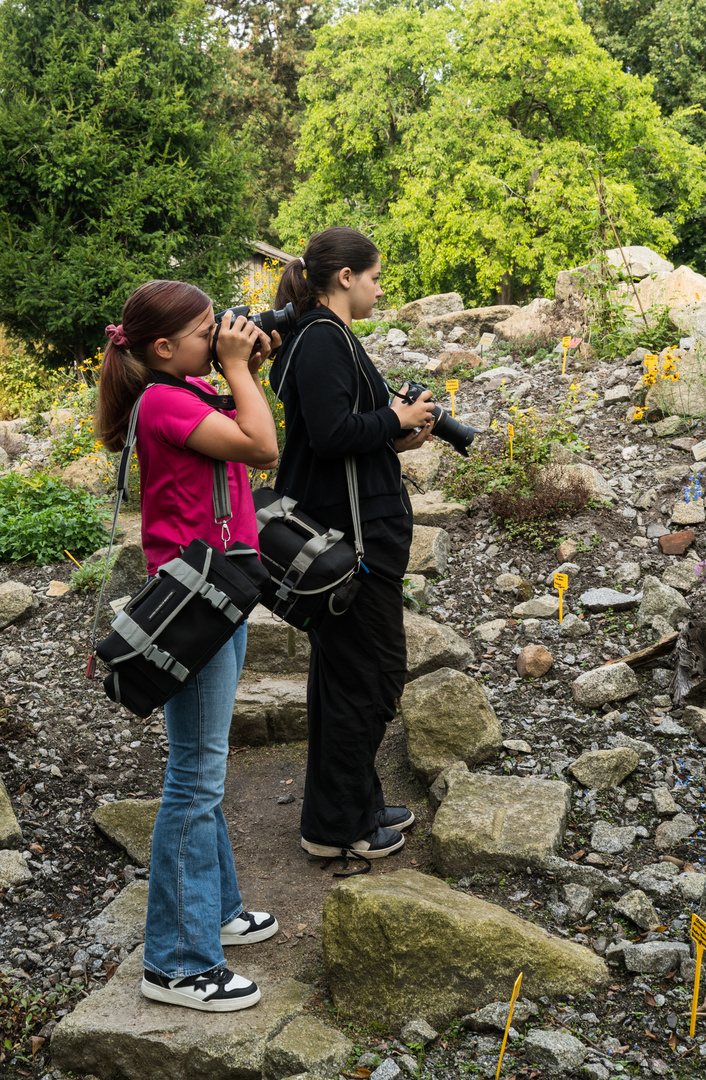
[211,302,297,373]
[396,380,479,457]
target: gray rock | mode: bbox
[558,613,591,640]
[400,1018,439,1047]
[622,941,690,974]
[652,717,687,736]
[87,882,148,946]
[608,732,658,759]
[542,856,621,895]
[568,748,638,791]
[637,575,690,629]
[0,580,33,630]
[404,574,432,610]
[474,365,524,383]
[603,385,632,405]
[627,871,675,899]
[462,1000,532,1033]
[653,787,679,816]
[474,619,507,643]
[0,849,32,889]
[572,663,639,708]
[401,442,444,490]
[262,1016,353,1080]
[421,306,520,336]
[615,561,642,585]
[321,869,608,1032]
[62,452,116,496]
[401,669,502,784]
[495,573,524,592]
[243,605,310,674]
[512,595,562,620]
[661,563,698,593]
[407,525,450,577]
[92,799,161,868]
[612,889,661,931]
[579,588,641,613]
[683,705,706,745]
[646,523,670,539]
[555,562,580,580]
[590,822,636,854]
[386,328,409,346]
[655,813,697,850]
[52,945,313,1080]
[369,1061,402,1080]
[398,293,464,326]
[524,1028,586,1071]
[106,543,147,602]
[409,492,467,527]
[677,872,706,903]
[231,677,308,746]
[404,612,473,680]
[561,884,593,921]
[671,500,705,524]
[0,776,22,849]
[431,763,571,874]
[542,464,615,502]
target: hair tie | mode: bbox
[105,323,130,348]
[299,256,306,269]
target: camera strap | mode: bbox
[266,319,365,560]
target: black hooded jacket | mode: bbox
[269,307,410,535]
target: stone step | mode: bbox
[231,676,308,746]
[243,606,310,674]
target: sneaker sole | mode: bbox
[141,978,261,1012]
[301,835,405,859]
[221,918,279,946]
[384,810,415,831]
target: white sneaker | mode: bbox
[141,966,260,1011]
[220,910,279,946]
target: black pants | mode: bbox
[300,566,407,846]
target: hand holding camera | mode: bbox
[211,303,297,375]
[390,383,436,428]
[211,312,260,380]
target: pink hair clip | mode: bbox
[105,323,130,348]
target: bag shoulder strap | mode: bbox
[273,319,365,558]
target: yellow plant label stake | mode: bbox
[554,572,569,622]
[690,912,706,1037]
[561,335,571,375]
[496,971,523,1080]
[446,378,459,417]
[508,423,514,461]
[644,354,658,371]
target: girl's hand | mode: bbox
[214,313,260,376]
[394,422,433,453]
[390,384,436,429]
[248,329,282,374]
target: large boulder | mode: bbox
[670,301,706,341]
[92,799,161,868]
[409,491,467,526]
[397,293,464,326]
[404,612,473,680]
[0,776,22,848]
[572,662,639,708]
[636,575,690,630]
[105,542,147,602]
[493,298,567,341]
[431,763,571,874]
[262,1017,353,1080]
[421,306,519,335]
[400,668,502,784]
[321,870,609,1031]
[568,748,639,791]
[400,441,444,490]
[51,945,313,1080]
[231,677,308,745]
[62,452,116,497]
[406,525,449,576]
[87,882,149,947]
[243,605,310,674]
[645,348,706,417]
[630,265,706,314]
[0,580,34,630]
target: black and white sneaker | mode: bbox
[376,805,415,831]
[141,966,260,1012]
[220,910,279,946]
[301,826,405,860]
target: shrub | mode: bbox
[68,552,117,592]
[489,465,590,549]
[0,472,109,563]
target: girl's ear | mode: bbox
[152,336,173,361]
[337,266,353,291]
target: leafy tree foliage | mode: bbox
[0,0,253,365]
[275,0,705,305]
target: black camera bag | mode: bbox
[87,378,269,717]
[253,320,365,632]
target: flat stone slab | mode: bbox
[409,491,467,526]
[262,1016,352,1080]
[404,611,473,681]
[512,595,562,620]
[231,677,308,746]
[590,822,636,854]
[243,606,310,674]
[579,588,641,612]
[87,882,148,947]
[92,799,161,868]
[51,946,314,1080]
[572,663,639,708]
[431,764,571,874]
[0,776,22,849]
[321,869,608,1032]
[621,941,690,975]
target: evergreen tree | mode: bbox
[0,0,253,364]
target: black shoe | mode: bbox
[141,966,260,1012]
[376,805,415,831]
[220,910,279,946]
[301,826,405,859]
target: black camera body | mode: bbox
[211,302,297,373]
[399,380,479,457]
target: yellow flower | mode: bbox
[260,472,268,479]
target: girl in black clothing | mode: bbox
[271,227,435,862]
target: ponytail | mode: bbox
[96,280,211,451]
[275,227,380,317]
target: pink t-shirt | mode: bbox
[135,378,259,575]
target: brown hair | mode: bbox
[97,280,211,451]
[275,227,379,317]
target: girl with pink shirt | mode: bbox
[97,280,279,1012]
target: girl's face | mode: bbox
[151,304,215,379]
[347,259,383,321]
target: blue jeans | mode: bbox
[143,622,247,978]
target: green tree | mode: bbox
[0,0,253,365]
[276,0,705,305]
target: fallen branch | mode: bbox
[603,632,678,669]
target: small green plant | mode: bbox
[0,472,109,563]
[351,318,413,337]
[0,970,71,1066]
[68,552,117,592]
